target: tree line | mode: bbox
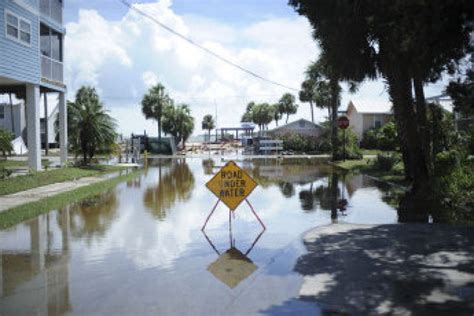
[240,93,299,131]
[141,83,195,148]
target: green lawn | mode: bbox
[361,149,395,156]
[0,165,127,196]
[0,159,50,168]
[333,158,408,187]
[0,168,142,229]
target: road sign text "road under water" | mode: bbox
[206,161,258,210]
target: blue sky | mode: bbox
[63,0,446,136]
[65,0,295,25]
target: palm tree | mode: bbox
[68,86,117,164]
[241,102,256,122]
[163,103,195,149]
[271,103,283,126]
[278,93,298,124]
[251,103,273,132]
[141,83,171,142]
[299,79,316,123]
[201,114,215,143]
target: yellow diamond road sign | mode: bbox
[206,161,258,211]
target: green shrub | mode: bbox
[432,157,474,222]
[372,153,400,171]
[467,126,474,155]
[361,122,398,151]
[0,167,12,179]
[434,149,463,176]
[0,128,13,157]
[334,128,363,160]
[361,129,378,149]
[281,133,318,152]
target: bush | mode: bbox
[372,153,400,171]
[280,133,318,152]
[467,126,474,155]
[0,167,12,179]
[434,149,463,177]
[361,122,398,151]
[333,128,363,160]
[0,128,13,157]
[432,154,474,222]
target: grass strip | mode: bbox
[0,168,142,229]
[331,158,409,187]
[0,165,127,196]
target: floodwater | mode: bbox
[0,158,400,315]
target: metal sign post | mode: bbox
[337,116,350,161]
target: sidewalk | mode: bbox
[0,175,110,212]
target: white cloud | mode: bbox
[142,71,159,88]
[65,0,428,137]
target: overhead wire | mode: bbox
[117,0,299,92]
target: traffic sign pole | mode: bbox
[201,199,220,231]
[245,199,266,230]
[343,129,346,161]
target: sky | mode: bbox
[63,0,447,136]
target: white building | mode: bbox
[342,100,393,140]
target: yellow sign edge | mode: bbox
[205,160,258,211]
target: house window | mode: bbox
[5,11,31,45]
[0,105,4,119]
[374,115,382,128]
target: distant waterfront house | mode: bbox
[268,118,323,138]
[0,0,67,170]
[341,100,393,140]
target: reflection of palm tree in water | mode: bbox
[202,158,215,175]
[143,159,195,220]
[69,189,119,241]
[278,181,295,198]
[299,183,315,211]
[299,173,343,221]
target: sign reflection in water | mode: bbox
[203,227,264,289]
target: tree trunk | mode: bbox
[158,119,162,142]
[386,64,431,205]
[286,114,289,124]
[275,119,279,127]
[329,78,339,161]
[413,74,433,178]
[330,173,339,223]
[208,129,211,145]
[309,100,315,123]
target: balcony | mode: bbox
[41,55,63,84]
[40,0,63,25]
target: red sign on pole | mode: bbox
[337,116,350,129]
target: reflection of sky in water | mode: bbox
[0,158,398,315]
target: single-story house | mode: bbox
[341,100,393,140]
[269,118,323,138]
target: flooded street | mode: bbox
[0,158,399,315]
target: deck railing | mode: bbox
[41,55,63,83]
[40,0,63,25]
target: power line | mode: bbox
[117,0,299,92]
